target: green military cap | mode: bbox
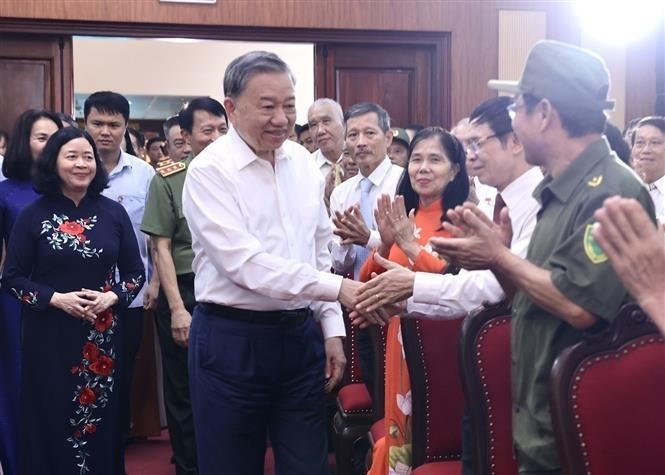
[488,40,615,112]
[391,128,411,148]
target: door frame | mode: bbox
[0,18,450,127]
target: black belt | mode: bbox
[199,303,311,326]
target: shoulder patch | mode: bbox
[157,161,186,178]
[583,223,608,264]
[587,175,603,187]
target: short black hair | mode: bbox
[293,124,303,136]
[128,127,145,148]
[604,121,631,164]
[344,102,391,133]
[146,136,164,150]
[405,124,425,132]
[178,97,227,133]
[84,91,130,123]
[298,123,310,138]
[469,96,514,146]
[522,93,606,138]
[623,117,642,144]
[33,127,108,197]
[397,127,469,224]
[56,112,78,128]
[0,129,8,143]
[2,109,63,180]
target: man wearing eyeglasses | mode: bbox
[428,41,656,474]
[632,116,665,224]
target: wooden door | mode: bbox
[0,34,73,136]
[315,43,444,129]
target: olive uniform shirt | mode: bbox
[141,155,194,275]
[511,139,656,473]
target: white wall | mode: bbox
[73,37,315,124]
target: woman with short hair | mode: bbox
[2,127,145,475]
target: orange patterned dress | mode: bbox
[360,200,449,475]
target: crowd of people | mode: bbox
[0,39,663,475]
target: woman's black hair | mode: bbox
[2,109,63,180]
[396,126,469,223]
[33,127,108,197]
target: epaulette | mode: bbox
[157,160,186,178]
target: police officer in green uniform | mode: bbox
[141,97,228,475]
[428,40,656,474]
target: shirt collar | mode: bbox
[314,149,342,169]
[534,138,610,205]
[108,150,133,177]
[650,173,665,192]
[360,157,395,188]
[228,126,290,170]
[501,167,543,211]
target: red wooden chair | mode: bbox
[550,303,665,475]
[402,315,466,474]
[458,300,517,475]
[332,317,387,475]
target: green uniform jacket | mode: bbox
[511,139,656,473]
[141,155,194,275]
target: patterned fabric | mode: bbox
[366,200,450,475]
[1,193,144,475]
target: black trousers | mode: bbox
[155,273,198,475]
[114,306,144,474]
[188,305,328,475]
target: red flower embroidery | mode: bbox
[78,387,97,405]
[74,429,82,439]
[95,309,114,333]
[82,342,100,363]
[89,355,114,377]
[70,365,79,375]
[126,282,135,291]
[77,234,87,243]
[58,221,85,235]
[83,423,97,434]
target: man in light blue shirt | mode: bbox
[84,91,159,474]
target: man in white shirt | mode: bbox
[83,91,158,473]
[354,97,540,318]
[182,51,362,475]
[329,102,404,398]
[308,98,345,212]
[632,116,665,223]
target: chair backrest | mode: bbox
[342,308,365,385]
[550,303,665,475]
[402,315,466,467]
[369,324,388,419]
[458,301,517,475]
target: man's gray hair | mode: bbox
[344,102,391,133]
[223,51,295,99]
[308,98,344,124]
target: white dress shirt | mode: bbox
[182,127,345,338]
[329,157,404,277]
[0,155,5,182]
[102,151,155,308]
[406,166,543,318]
[474,176,497,220]
[312,148,342,178]
[647,174,665,224]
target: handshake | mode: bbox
[336,253,416,328]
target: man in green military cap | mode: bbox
[141,96,228,475]
[428,40,656,474]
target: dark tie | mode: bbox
[493,193,506,225]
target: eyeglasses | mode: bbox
[633,139,664,150]
[464,134,499,156]
[507,102,527,120]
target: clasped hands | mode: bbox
[338,200,513,328]
[51,289,119,323]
